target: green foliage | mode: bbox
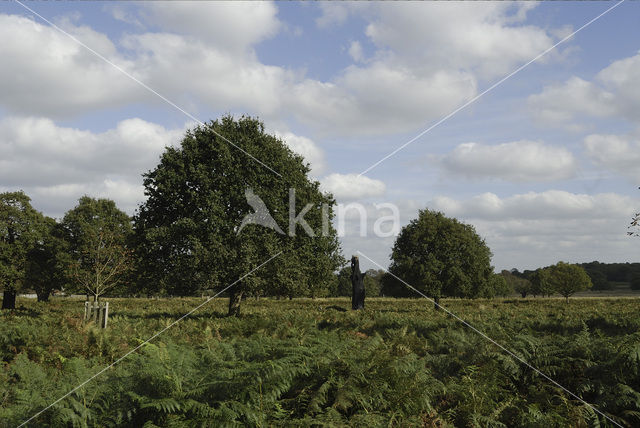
[588,270,611,291]
[0,191,47,309]
[331,266,352,297]
[501,270,532,298]
[385,209,493,303]
[529,268,554,297]
[579,261,640,284]
[2,297,640,427]
[134,115,342,313]
[548,262,593,302]
[25,217,70,302]
[487,273,512,298]
[62,196,133,301]
[363,269,385,298]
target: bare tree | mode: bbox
[70,230,132,302]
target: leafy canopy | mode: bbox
[134,115,342,306]
[547,261,592,302]
[0,191,46,303]
[384,209,493,302]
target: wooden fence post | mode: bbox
[97,302,103,327]
[102,302,109,329]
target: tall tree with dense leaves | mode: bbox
[62,197,133,302]
[0,191,46,309]
[547,261,592,303]
[134,115,342,316]
[25,217,70,302]
[529,268,554,297]
[385,209,493,309]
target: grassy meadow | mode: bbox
[1,296,640,427]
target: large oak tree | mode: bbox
[134,116,342,316]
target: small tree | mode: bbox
[62,197,133,302]
[1,191,46,309]
[548,262,592,303]
[386,209,493,309]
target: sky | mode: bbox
[1,1,639,272]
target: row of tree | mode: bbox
[500,264,593,302]
[1,117,344,315]
[0,193,133,309]
[0,115,620,313]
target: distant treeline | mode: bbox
[514,262,640,291]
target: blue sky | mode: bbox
[1,1,639,272]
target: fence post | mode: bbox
[97,302,103,327]
[84,301,89,320]
[102,302,109,329]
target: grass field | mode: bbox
[2,296,639,427]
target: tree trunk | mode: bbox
[434,296,441,311]
[2,289,17,309]
[36,289,50,302]
[228,290,243,317]
[565,295,569,303]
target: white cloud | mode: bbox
[290,64,477,136]
[274,131,327,175]
[0,9,287,119]
[138,2,281,53]
[365,2,555,79]
[0,116,188,215]
[120,31,294,117]
[584,133,640,181]
[320,173,386,200]
[528,76,616,126]
[430,190,638,269]
[528,51,640,127]
[0,14,144,118]
[348,41,365,63]
[1,3,561,137]
[439,140,577,181]
[432,190,628,221]
[315,3,353,28]
[292,2,562,135]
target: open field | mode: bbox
[2,297,640,427]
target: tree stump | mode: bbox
[351,256,366,310]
